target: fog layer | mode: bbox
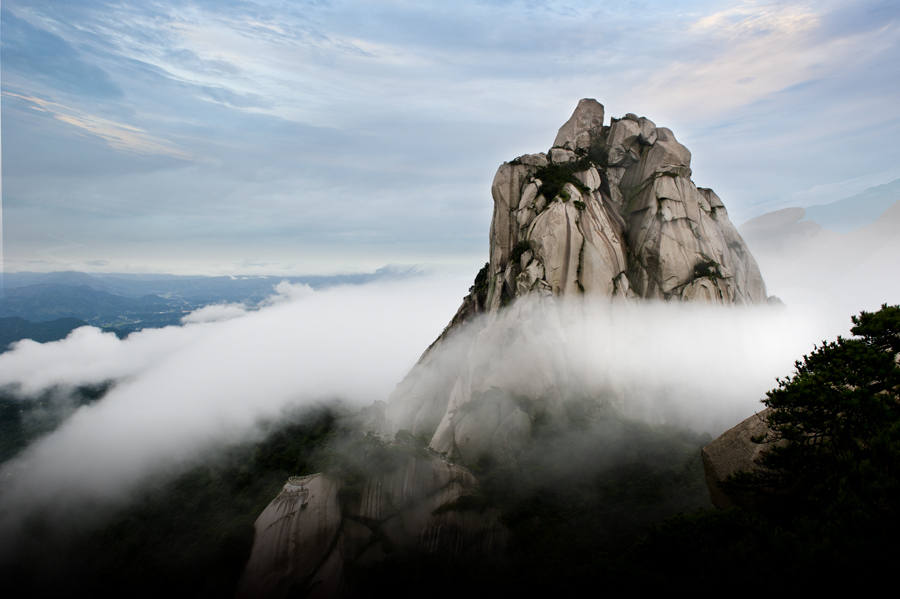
[0,276,465,550]
[0,274,872,554]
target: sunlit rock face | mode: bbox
[386,99,767,463]
[487,102,765,308]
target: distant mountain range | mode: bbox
[801,178,900,233]
[0,317,92,351]
[739,183,900,312]
[0,267,415,350]
[2,267,412,302]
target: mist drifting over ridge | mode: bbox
[0,277,465,549]
[0,269,855,555]
[4,90,900,581]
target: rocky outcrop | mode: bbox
[241,100,769,595]
[386,99,767,463]
[701,408,775,510]
[481,103,765,311]
[237,450,505,598]
[236,475,343,598]
[553,98,605,151]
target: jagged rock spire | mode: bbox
[483,99,766,311]
[240,101,773,596]
[553,98,605,151]
[386,99,768,461]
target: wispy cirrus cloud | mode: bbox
[632,1,897,122]
[3,92,202,161]
[2,0,900,274]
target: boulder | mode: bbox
[701,408,774,510]
[237,455,505,598]
[549,147,578,163]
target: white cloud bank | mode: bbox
[0,271,880,552]
[0,276,466,545]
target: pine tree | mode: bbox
[753,304,900,513]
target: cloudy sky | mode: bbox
[3,0,899,276]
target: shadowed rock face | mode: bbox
[237,459,506,599]
[386,99,767,462]
[701,409,775,510]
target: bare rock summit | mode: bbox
[484,99,766,312]
[239,100,768,597]
[553,98,605,151]
[385,99,768,461]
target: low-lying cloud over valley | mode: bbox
[0,275,863,554]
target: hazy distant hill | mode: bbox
[740,194,900,312]
[0,283,178,324]
[0,267,418,348]
[0,317,91,351]
[802,177,900,233]
[2,267,412,303]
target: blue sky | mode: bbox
[2,0,899,275]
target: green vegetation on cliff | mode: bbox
[639,304,900,590]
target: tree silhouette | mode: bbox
[752,304,900,513]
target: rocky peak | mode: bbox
[553,98,605,151]
[481,99,765,317]
[239,101,772,596]
[386,99,767,460]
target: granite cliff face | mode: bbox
[484,98,764,311]
[239,100,767,596]
[385,99,767,463]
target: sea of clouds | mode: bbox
[0,272,886,552]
